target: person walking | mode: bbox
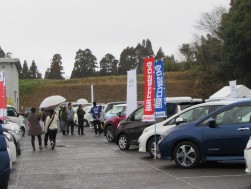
[77,104,85,135]
[60,106,67,135]
[27,107,43,151]
[45,109,58,150]
[66,102,75,135]
[41,109,50,148]
[90,101,102,135]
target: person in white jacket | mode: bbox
[45,109,59,150]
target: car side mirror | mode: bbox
[208,119,217,128]
[117,112,121,117]
[175,117,185,125]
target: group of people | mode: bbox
[27,101,104,151]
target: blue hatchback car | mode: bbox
[158,100,251,168]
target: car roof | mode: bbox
[165,97,203,103]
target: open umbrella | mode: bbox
[39,95,66,109]
[76,98,88,104]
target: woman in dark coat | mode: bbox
[28,107,43,151]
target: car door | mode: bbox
[202,105,251,157]
[125,107,154,144]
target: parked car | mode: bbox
[0,123,11,189]
[3,131,16,163]
[7,105,26,137]
[104,102,144,142]
[2,121,22,156]
[158,99,251,168]
[115,97,203,150]
[104,108,127,142]
[138,100,236,158]
[244,136,251,174]
[105,104,127,120]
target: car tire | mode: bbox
[147,137,161,159]
[83,119,89,127]
[20,126,25,137]
[173,141,200,168]
[118,134,130,150]
[106,125,115,142]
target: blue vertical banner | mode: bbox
[154,59,166,118]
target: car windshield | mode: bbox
[111,105,126,114]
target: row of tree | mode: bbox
[1,0,250,88]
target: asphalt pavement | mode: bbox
[8,127,251,189]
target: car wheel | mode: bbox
[106,125,115,142]
[83,119,89,127]
[173,141,200,168]
[147,137,161,159]
[20,126,25,137]
[118,134,130,150]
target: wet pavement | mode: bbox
[8,127,251,189]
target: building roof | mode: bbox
[0,58,22,70]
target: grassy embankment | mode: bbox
[19,71,222,111]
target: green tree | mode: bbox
[0,46,5,58]
[45,54,64,79]
[220,0,251,87]
[99,53,118,76]
[22,60,30,79]
[71,49,97,78]
[30,60,38,79]
[118,47,137,75]
[155,47,165,60]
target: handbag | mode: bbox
[46,115,55,132]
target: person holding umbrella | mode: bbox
[28,107,43,151]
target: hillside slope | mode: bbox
[19,71,222,111]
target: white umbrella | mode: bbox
[39,95,66,109]
[76,98,88,104]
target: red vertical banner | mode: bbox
[0,81,4,108]
[142,56,155,122]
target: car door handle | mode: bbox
[237,127,250,131]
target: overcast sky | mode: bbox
[0,0,230,78]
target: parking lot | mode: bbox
[8,127,251,189]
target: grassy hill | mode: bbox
[19,71,223,111]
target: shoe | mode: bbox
[44,145,47,148]
[71,133,75,135]
[81,133,85,135]
[39,146,43,151]
[51,142,55,150]
[33,147,36,151]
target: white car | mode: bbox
[4,131,16,163]
[244,136,251,174]
[7,105,26,136]
[138,100,239,158]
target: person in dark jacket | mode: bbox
[0,122,11,189]
[28,107,43,151]
[77,105,85,135]
[60,106,67,135]
[90,101,102,135]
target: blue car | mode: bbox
[158,100,251,168]
[0,122,11,189]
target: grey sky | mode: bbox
[0,0,230,78]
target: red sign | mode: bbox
[0,81,7,121]
[142,57,155,121]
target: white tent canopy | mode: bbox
[209,85,251,100]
